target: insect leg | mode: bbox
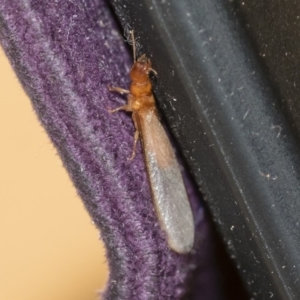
[108,105,129,113]
[128,112,140,160]
[109,86,130,95]
[108,93,133,113]
[108,88,133,113]
[149,68,157,76]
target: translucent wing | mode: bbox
[136,107,194,253]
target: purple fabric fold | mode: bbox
[0,0,221,299]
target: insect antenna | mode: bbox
[130,30,137,62]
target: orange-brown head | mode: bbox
[130,54,153,83]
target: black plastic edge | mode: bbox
[109,1,300,299]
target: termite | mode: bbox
[109,31,194,254]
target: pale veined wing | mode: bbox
[136,105,194,254]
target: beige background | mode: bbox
[0,48,108,299]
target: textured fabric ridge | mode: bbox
[0,0,220,299]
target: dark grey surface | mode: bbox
[110,0,300,299]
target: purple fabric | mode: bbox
[0,0,221,299]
